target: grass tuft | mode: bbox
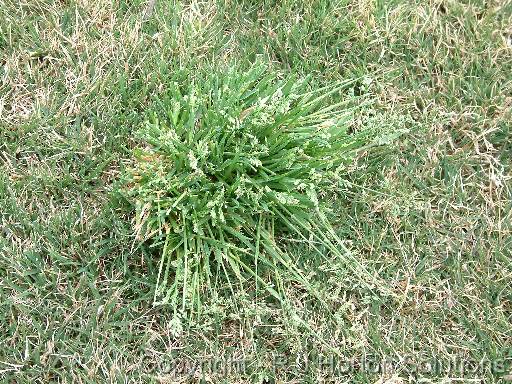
[120,65,387,312]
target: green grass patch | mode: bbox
[0,0,511,382]
[120,65,395,313]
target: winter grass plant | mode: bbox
[121,65,388,313]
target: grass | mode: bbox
[120,64,399,314]
[1,0,511,382]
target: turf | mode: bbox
[1,0,511,382]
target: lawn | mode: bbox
[1,0,511,382]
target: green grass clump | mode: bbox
[121,66,377,311]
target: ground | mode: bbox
[0,0,511,382]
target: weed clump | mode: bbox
[121,66,377,311]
